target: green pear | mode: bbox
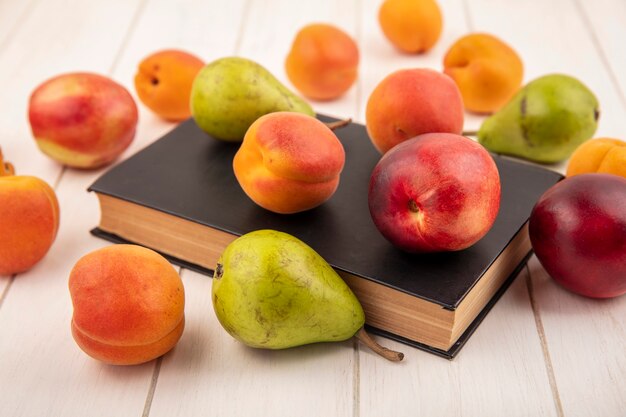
[477,74,599,163]
[190,57,314,141]
[212,230,403,361]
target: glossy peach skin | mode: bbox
[566,138,626,178]
[134,49,204,121]
[69,245,185,365]
[285,23,359,100]
[0,156,59,275]
[28,73,138,169]
[365,68,464,154]
[233,112,345,214]
[378,0,443,54]
[444,33,524,113]
[369,133,501,252]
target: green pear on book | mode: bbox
[190,57,314,141]
[477,74,599,163]
[212,229,403,361]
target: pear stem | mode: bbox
[324,118,352,131]
[0,147,15,176]
[355,327,404,362]
[462,130,478,137]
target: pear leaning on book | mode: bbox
[212,229,403,361]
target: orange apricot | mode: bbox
[566,138,626,178]
[134,49,204,121]
[0,149,59,275]
[378,0,443,54]
[233,112,345,214]
[69,245,185,365]
[444,33,524,113]
[285,23,359,100]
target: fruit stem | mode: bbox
[355,327,404,362]
[462,130,478,137]
[0,147,15,176]
[325,118,352,131]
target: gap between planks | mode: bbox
[142,266,183,416]
[353,338,360,417]
[570,0,626,112]
[461,0,475,32]
[525,264,565,417]
[0,0,41,54]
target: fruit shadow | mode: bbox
[96,357,155,379]
[241,338,355,365]
[526,258,621,316]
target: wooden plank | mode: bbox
[359,269,558,416]
[147,1,358,416]
[0,0,38,50]
[151,269,355,417]
[528,257,626,417]
[357,0,559,415]
[465,0,626,415]
[574,0,626,127]
[0,1,161,416]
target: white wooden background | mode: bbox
[0,0,624,416]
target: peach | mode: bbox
[444,33,524,113]
[0,149,59,275]
[68,245,185,365]
[233,112,345,214]
[369,133,501,252]
[365,68,464,154]
[134,49,204,121]
[28,73,138,169]
[378,0,443,54]
[566,138,626,178]
[285,23,359,100]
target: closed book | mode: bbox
[89,116,562,358]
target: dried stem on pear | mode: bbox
[355,327,404,362]
[0,147,15,176]
[324,118,352,131]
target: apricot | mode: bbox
[566,138,626,178]
[444,33,524,113]
[285,23,359,100]
[69,245,185,365]
[0,149,59,275]
[365,68,464,154]
[233,112,345,214]
[134,49,204,121]
[378,0,443,54]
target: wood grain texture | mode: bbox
[528,257,626,417]
[0,1,158,416]
[573,0,626,115]
[465,0,626,415]
[151,269,355,417]
[359,269,559,417]
[0,0,625,415]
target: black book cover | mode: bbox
[89,116,562,358]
